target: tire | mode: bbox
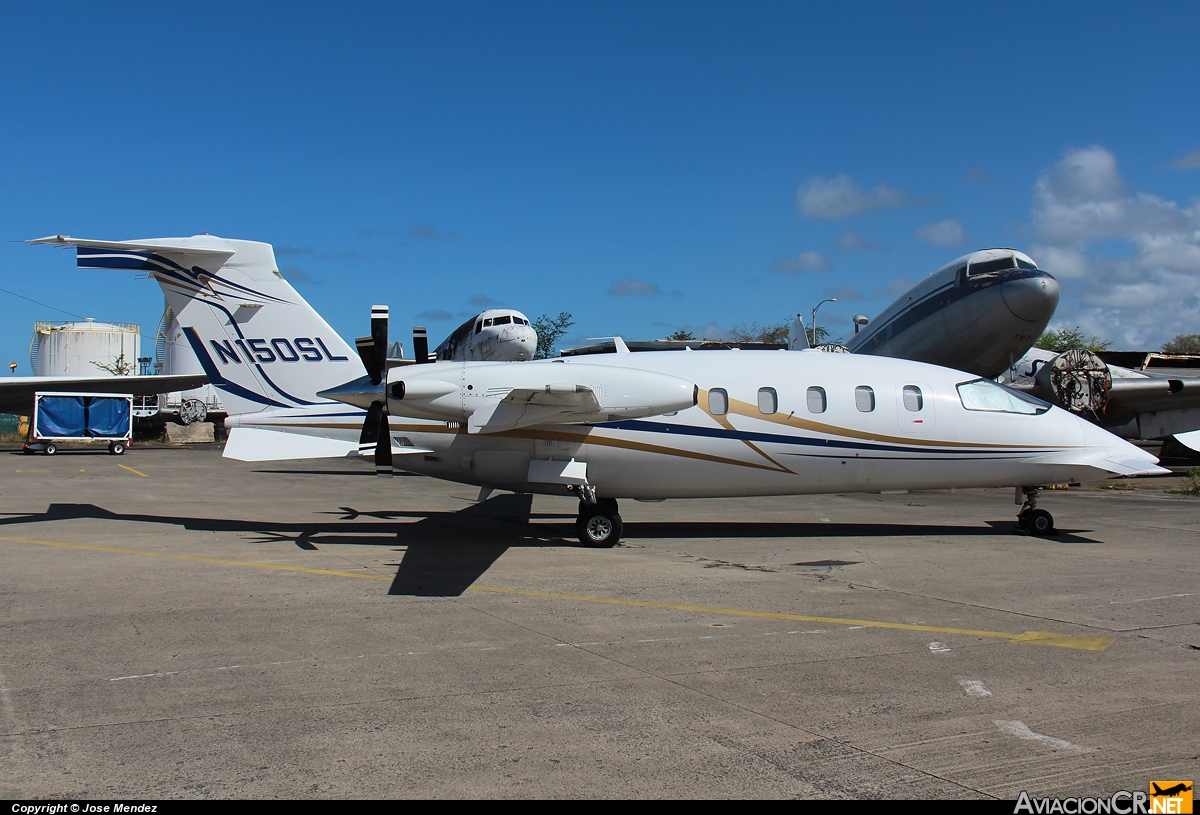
[577,504,623,548]
[44,443,57,456]
[1026,509,1055,536]
[109,442,126,455]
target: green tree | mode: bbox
[1162,333,1200,354]
[806,325,831,346]
[666,329,695,341]
[532,311,575,359]
[91,352,134,376]
[1034,326,1111,353]
[730,320,790,344]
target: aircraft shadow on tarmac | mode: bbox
[0,496,1101,597]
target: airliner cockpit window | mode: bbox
[957,379,1050,415]
[1017,259,1038,270]
[483,318,494,327]
[967,257,1017,276]
[495,315,512,325]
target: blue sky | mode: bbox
[2,1,1199,372]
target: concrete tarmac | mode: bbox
[1,444,1197,799]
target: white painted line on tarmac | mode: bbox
[994,720,1093,752]
[1109,592,1197,604]
[929,641,951,653]
[960,679,992,697]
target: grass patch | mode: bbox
[1099,481,1134,490]
[1166,468,1200,496]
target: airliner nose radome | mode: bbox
[1001,273,1060,323]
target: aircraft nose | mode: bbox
[1001,273,1060,323]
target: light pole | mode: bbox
[810,298,836,346]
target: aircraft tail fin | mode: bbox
[32,234,363,416]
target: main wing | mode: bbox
[0,374,208,416]
[467,384,603,433]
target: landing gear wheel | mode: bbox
[576,502,623,548]
[44,443,57,456]
[109,441,126,455]
[1022,508,1055,535]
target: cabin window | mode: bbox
[709,388,729,415]
[957,379,1050,415]
[757,387,777,415]
[495,315,511,325]
[855,386,875,412]
[902,385,923,412]
[806,386,826,414]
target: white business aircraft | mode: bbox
[33,234,1167,544]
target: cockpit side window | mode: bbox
[1017,259,1038,270]
[483,318,494,327]
[475,321,483,334]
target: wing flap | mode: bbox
[467,384,602,434]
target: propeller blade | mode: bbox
[413,326,430,364]
[358,400,383,454]
[374,407,393,477]
[370,305,388,376]
[355,336,381,385]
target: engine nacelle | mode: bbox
[1034,349,1112,413]
[383,362,697,427]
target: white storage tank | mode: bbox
[31,319,141,377]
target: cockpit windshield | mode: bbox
[957,379,1051,415]
[967,257,1017,276]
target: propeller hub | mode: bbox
[318,375,386,410]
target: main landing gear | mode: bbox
[570,485,623,548]
[1017,487,1056,536]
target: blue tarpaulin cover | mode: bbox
[36,396,85,437]
[35,395,131,439]
[85,396,130,437]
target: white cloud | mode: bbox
[1170,150,1200,170]
[771,250,830,273]
[1025,245,1092,280]
[835,231,887,252]
[796,173,914,221]
[963,166,988,184]
[1028,145,1200,348]
[915,217,966,247]
[872,277,917,299]
[822,284,867,302]
[606,276,663,296]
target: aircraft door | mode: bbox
[896,382,935,433]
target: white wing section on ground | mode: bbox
[1173,429,1200,453]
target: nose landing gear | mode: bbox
[1017,487,1056,536]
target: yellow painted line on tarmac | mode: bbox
[117,464,149,477]
[0,534,1114,651]
[0,536,387,581]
